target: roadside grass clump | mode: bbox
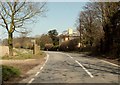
[2,49,33,60]
[2,65,20,81]
[32,51,46,59]
[2,53,33,60]
[2,48,45,60]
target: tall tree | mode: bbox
[89,2,120,53]
[77,2,120,56]
[77,4,103,47]
[0,1,46,56]
[102,2,120,54]
[48,29,59,46]
[91,2,120,53]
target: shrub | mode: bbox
[44,44,53,51]
[22,42,33,49]
[14,43,21,48]
[59,38,79,51]
[51,45,59,51]
[2,65,20,81]
[26,42,33,49]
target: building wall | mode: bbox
[59,28,80,45]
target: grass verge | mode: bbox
[2,48,45,60]
[1,65,20,81]
[1,50,46,83]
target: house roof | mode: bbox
[59,29,80,37]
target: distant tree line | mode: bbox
[35,29,59,51]
[2,29,59,51]
[2,37,34,49]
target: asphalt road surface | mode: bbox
[30,51,120,84]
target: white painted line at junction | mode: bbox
[28,53,49,84]
[101,60,120,67]
[38,54,49,73]
[66,54,74,60]
[69,55,73,59]
[28,78,34,84]
[75,60,94,78]
[44,54,49,65]
[35,72,40,76]
[40,67,43,70]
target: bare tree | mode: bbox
[76,2,107,49]
[0,1,46,56]
[92,2,120,53]
[35,34,53,49]
[77,2,120,56]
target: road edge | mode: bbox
[19,53,49,83]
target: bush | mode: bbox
[44,44,53,51]
[22,42,33,49]
[2,65,20,81]
[79,46,92,52]
[59,41,69,51]
[51,45,59,51]
[14,43,21,48]
[59,38,79,51]
[25,42,33,49]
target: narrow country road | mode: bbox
[29,51,120,84]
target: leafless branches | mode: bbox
[0,1,47,33]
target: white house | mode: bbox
[59,28,80,45]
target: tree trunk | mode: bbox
[100,38,103,53]
[8,32,13,56]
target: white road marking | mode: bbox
[65,54,74,59]
[35,72,40,76]
[42,54,49,67]
[75,60,94,78]
[40,67,43,70]
[28,53,49,84]
[64,53,94,78]
[28,78,34,84]
[101,60,120,67]
[69,55,73,59]
[45,54,49,63]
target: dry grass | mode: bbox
[3,58,45,83]
[1,48,46,83]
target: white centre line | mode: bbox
[75,60,94,78]
[64,53,94,78]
